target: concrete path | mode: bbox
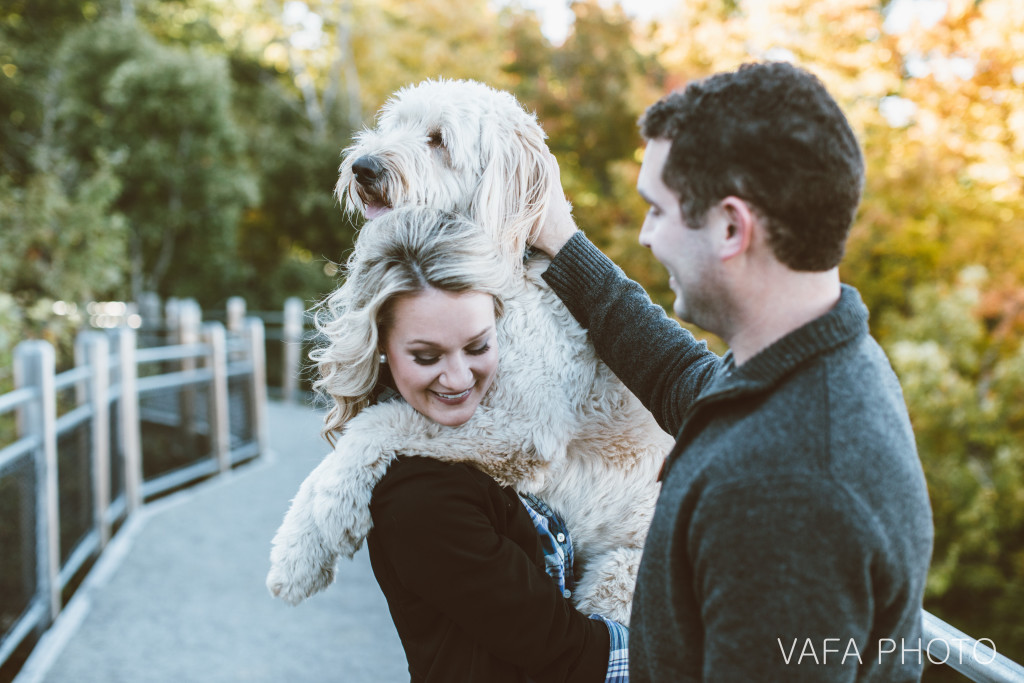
[15,400,407,683]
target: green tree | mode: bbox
[50,18,258,301]
[503,1,675,313]
[227,54,356,308]
[884,269,1024,663]
[0,0,119,181]
[0,162,126,369]
[1,1,127,381]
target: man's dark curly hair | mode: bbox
[639,62,864,271]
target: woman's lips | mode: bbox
[431,388,472,405]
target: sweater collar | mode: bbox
[709,284,869,396]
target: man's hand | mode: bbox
[529,152,578,258]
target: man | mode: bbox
[531,61,934,681]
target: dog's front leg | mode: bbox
[266,454,340,605]
[266,437,396,604]
[266,403,422,604]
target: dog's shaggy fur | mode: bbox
[266,79,673,624]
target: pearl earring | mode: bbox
[379,353,387,364]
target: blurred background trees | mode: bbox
[1,0,1022,670]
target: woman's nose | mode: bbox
[440,355,473,389]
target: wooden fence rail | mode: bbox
[0,301,267,673]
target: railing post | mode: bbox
[76,331,112,548]
[117,327,143,513]
[202,322,231,473]
[178,299,201,443]
[136,292,161,348]
[282,297,305,403]
[226,296,246,335]
[13,340,61,623]
[137,291,161,327]
[245,317,269,454]
[164,297,181,347]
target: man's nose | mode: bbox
[638,217,654,249]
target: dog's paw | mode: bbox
[266,537,338,605]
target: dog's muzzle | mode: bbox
[349,155,392,219]
[352,155,384,185]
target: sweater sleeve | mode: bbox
[541,231,721,434]
[689,474,882,680]
[370,461,609,683]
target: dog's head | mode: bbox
[336,79,553,273]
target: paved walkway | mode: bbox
[15,401,407,683]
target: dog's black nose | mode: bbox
[352,156,383,184]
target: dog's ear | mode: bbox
[472,117,553,277]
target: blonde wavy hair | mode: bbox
[312,206,509,443]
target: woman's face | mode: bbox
[383,287,499,427]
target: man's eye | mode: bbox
[413,356,439,366]
[467,344,490,356]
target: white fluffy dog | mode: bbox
[266,79,673,624]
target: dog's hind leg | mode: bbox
[572,546,642,625]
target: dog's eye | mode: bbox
[427,131,443,148]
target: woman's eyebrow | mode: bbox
[406,327,492,347]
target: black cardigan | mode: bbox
[367,456,609,683]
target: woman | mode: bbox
[311,207,627,682]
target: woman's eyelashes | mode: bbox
[411,342,491,366]
[467,343,491,356]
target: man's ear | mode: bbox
[718,196,757,261]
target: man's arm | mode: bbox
[542,233,718,434]
[530,154,719,433]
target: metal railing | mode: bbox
[0,307,267,673]
[923,611,1024,682]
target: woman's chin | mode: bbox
[429,405,476,427]
[408,396,479,427]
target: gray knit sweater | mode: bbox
[542,232,934,682]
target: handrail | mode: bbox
[135,342,209,364]
[0,384,37,414]
[923,611,1024,682]
[53,364,92,392]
